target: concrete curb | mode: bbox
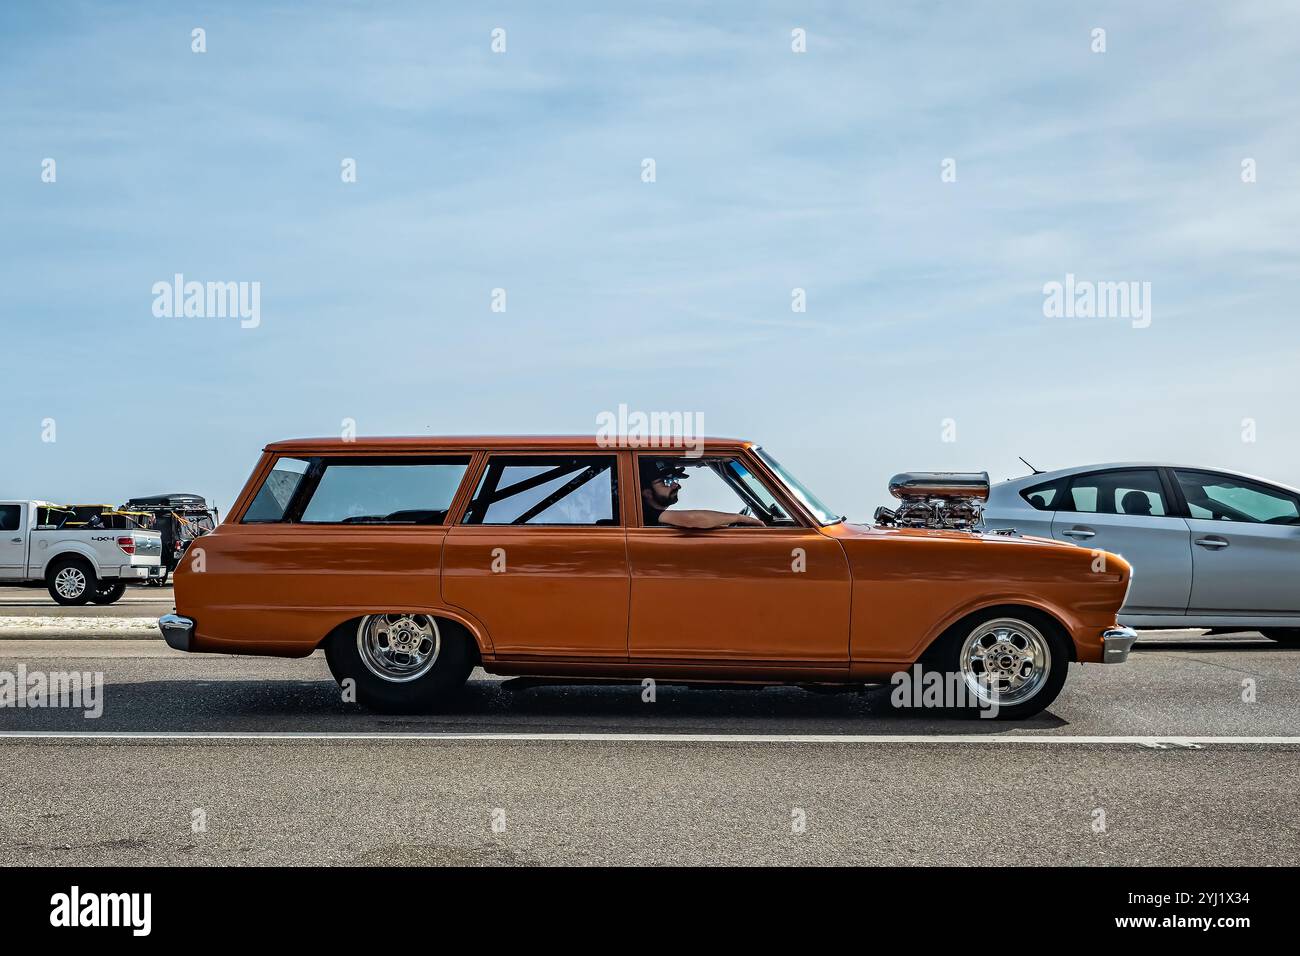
[0,617,161,641]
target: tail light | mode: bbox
[117,536,136,555]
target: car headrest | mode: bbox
[1120,490,1153,516]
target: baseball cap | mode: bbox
[640,459,690,484]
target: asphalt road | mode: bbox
[0,582,172,621]
[1,618,1298,865]
[3,737,1294,867]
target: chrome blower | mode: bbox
[873,472,990,531]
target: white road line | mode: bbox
[0,731,1297,746]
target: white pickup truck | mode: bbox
[0,500,164,605]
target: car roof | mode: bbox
[264,435,754,453]
[998,462,1300,495]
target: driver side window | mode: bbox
[639,456,794,526]
[1174,470,1300,524]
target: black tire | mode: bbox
[90,582,127,605]
[46,557,96,606]
[915,607,1071,720]
[1262,628,1300,646]
[324,614,475,713]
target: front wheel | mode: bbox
[919,610,1071,720]
[90,582,127,605]
[324,614,475,713]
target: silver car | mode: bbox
[982,463,1300,643]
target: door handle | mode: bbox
[1194,536,1229,549]
[1061,528,1095,539]
[8,537,20,543]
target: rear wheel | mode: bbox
[1262,628,1300,646]
[90,582,127,605]
[920,609,1070,720]
[324,614,475,713]
[46,558,95,606]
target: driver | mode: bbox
[639,459,766,529]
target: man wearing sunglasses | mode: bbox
[639,459,766,529]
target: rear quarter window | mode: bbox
[242,456,471,525]
[242,457,311,523]
[1020,478,1066,511]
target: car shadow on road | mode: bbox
[0,676,1069,735]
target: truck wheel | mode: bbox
[324,614,474,714]
[47,558,95,606]
[919,609,1070,720]
[90,582,127,605]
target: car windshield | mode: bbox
[754,447,841,526]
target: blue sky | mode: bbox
[2,1,1298,517]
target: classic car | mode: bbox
[982,462,1300,642]
[159,436,1137,719]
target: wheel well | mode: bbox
[45,553,95,578]
[923,604,1076,663]
[318,614,483,667]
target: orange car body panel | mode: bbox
[821,523,1128,678]
[172,436,1130,679]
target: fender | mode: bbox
[37,543,103,579]
[320,605,495,658]
[302,605,496,659]
[912,594,1079,662]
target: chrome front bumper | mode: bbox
[158,614,195,652]
[1101,626,1138,663]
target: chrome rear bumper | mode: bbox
[158,614,195,652]
[1101,626,1138,663]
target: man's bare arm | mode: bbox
[658,510,765,529]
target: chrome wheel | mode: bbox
[54,566,88,600]
[356,614,441,683]
[959,617,1051,707]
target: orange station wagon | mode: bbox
[160,436,1138,719]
